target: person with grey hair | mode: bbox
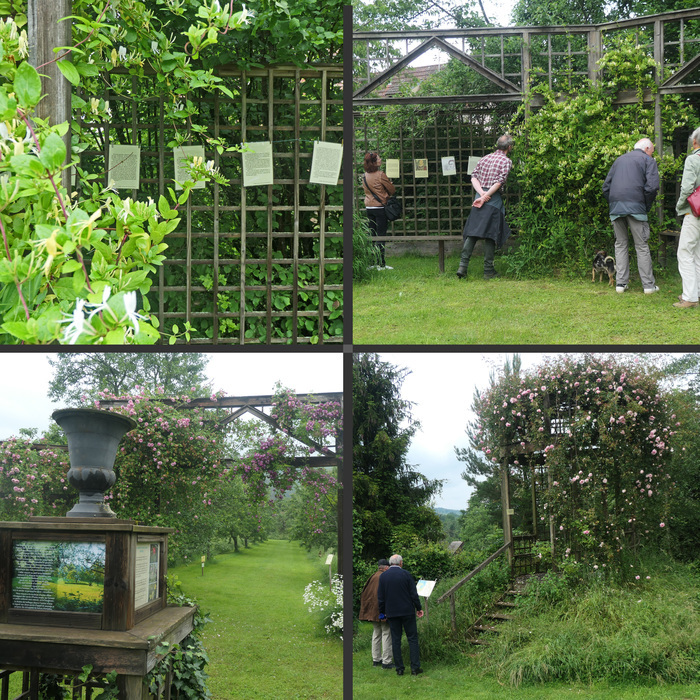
[358,558,394,669]
[602,137,660,294]
[456,133,515,280]
[377,553,424,676]
[673,127,700,308]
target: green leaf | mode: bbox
[14,61,42,108]
[57,60,81,86]
[39,133,67,171]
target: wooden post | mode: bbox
[449,593,456,632]
[501,453,513,568]
[27,0,72,190]
[118,675,148,700]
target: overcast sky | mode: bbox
[0,351,343,440]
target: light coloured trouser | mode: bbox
[612,216,655,289]
[677,213,700,302]
[371,620,393,665]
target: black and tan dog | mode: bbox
[592,250,615,286]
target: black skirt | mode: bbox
[462,201,512,250]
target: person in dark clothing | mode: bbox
[602,137,660,294]
[456,134,514,280]
[362,151,396,270]
[358,559,393,669]
[377,553,424,676]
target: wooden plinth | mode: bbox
[0,604,195,677]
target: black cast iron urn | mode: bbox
[52,408,137,518]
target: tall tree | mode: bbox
[47,353,211,404]
[353,353,442,560]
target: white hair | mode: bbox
[389,554,403,566]
[691,127,700,145]
[634,137,654,151]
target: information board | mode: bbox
[134,542,160,608]
[12,540,105,613]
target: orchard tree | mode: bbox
[48,353,211,404]
[353,353,442,561]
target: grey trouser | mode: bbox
[612,216,655,289]
[460,236,496,277]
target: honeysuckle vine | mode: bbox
[470,355,678,578]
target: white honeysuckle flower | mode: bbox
[62,299,87,344]
[205,159,215,172]
[17,30,28,58]
[87,286,112,320]
[119,197,133,221]
[240,4,254,23]
[151,40,160,55]
[8,19,18,41]
[124,291,146,333]
[118,46,127,61]
[213,0,221,11]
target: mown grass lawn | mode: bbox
[353,625,700,700]
[353,254,700,345]
[171,539,341,700]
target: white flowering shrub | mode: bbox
[302,574,343,639]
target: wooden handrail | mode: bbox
[437,540,512,604]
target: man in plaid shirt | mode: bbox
[457,134,514,279]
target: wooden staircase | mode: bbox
[466,574,542,646]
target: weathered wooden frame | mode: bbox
[79,65,343,345]
[353,9,700,261]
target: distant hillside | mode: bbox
[435,507,462,516]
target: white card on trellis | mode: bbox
[467,155,481,174]
[173,145,205,189]
[242,141,274,187]
[414,158,429,178]
[416,579,436,597]
[441,156,457,176]
[108,145,141,189]
[385,159,400,178]
[309,141,343,186]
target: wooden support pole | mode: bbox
[27,0,72,190]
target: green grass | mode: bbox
[353,254,699,344]
[171,539,341,699]
[353,560,700,699]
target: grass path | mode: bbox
[353,255,699,345]
[171,540,341,699]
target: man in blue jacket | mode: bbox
[602,137,660,294]
[377,554,424,676]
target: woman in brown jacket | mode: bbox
[358,559,393,669]
[362,152,396,270]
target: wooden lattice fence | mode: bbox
[353,9,700,248]
[79,65,343,344]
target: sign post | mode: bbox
[416,579,437,622]
[325,553,334,590]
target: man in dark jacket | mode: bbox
[602,137,660,294]
[358,559,393,669]
[377,554,424,676]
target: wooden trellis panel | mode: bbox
[79,65,343,345]
[353,9,700,244]
[354,105,517,238]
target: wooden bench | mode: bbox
[372,235,463,273]
[659,229,680,267]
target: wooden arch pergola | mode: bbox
[98,392,345,569]
[353,8,700,266]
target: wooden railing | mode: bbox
[436,540,512,632]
